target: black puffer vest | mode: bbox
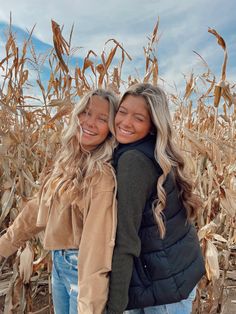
[113,135,205,310]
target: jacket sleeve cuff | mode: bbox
[0,234,19,258]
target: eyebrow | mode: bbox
[118,105,127,110]
[99,114,109,118]
[119,105,148,119]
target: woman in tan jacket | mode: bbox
[0,89,118,314]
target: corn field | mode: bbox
[0,19,235,314]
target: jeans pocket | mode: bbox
[63,250,78,269]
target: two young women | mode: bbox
[0,83,205,314]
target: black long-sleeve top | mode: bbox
[107,149,158,313]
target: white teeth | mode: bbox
[119,127,133,135]
[82,128,96,136]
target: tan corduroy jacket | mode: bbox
[0,163,117,314]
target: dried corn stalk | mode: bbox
[0,19,235,314]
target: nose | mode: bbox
[120,115,132,128]
[84,114,96,127]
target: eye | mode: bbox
[135,117,144,122]
[117,108,126,114]
[98,116,108,123]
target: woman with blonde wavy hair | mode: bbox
[0,88,118,314]
[106,83,205,314]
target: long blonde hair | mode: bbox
[120,83,201,238]
[39,89,118,206]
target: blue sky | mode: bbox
[0,0,235,96]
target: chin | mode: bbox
[117,138,132,144]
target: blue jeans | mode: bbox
[52,250,79,314]
[124,287,196,314]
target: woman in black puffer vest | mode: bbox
[106,83,205,314]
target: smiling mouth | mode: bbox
[118,127,133,135]
[82,128,97,136]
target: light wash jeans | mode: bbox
[124,287,196,314]
[52,249,79,314]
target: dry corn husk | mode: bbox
[19,242,34,284]
[205,239,220,280]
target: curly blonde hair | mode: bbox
[119,83,201,238]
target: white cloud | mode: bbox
[0,0,235,91]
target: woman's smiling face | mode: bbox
[77,95,110,150]
[115,95,152,144]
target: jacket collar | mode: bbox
[113,134,156,168]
